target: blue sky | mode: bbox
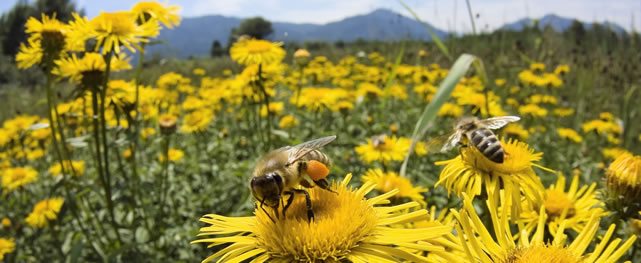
[1,0,640,32]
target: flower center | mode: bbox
[246,41,273,54]
[254,184,378,261]
[543,189,575,219]
[506,245,580,263]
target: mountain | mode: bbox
[148,8,448,58]
[500,14,626,34]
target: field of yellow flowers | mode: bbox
[1,1,640,262]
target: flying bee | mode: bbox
[371,134,387,148]
[429,116,520,163]
[250,135,337,222]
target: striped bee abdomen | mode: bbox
[470,128,504,163]
[303,149,332,166]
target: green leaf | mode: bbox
[400,54,481,176]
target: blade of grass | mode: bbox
[399,0,452,61]
[400,54,481,176]
[465,0,477,35]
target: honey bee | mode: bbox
[250,135,337,222]
[431,116,520,163]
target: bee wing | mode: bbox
[479,116,521,129]
[285,135,337,166]
[426,131,462,153]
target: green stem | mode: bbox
[100,52,122,243]
[159,134,170,222]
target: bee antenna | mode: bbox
[259,198,276,223]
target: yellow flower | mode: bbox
[554,64,570,75]
[436,139,547,218]
[362,168,426,204]
[438,102,464,118]
[230,38,285,65]
[602,147,631,160]
[53,52,131,84]
[518,103,548,117]
[141,127,157,139]
[193,174,453,262]
[293,48,310,58]
[131,1,181,29]
[48,160,85,177]
[0,238,15,260]
[25,197,64,228]
[517,173,606,237]
[259,102,284,117]
[159,148,184,162]
[292,87,350,111]
[16,38,44,69]
[453,193,636,263]
[527,94,558,105]
[157,72,191,89]
[29,125,51,141]
[278,115,298,129]
[354,135,409,164]
[122,148,133,159]
[158,113,177,134]
[581,119,622,135]
[557,128,583,143]
[383,84,408,100]
[180,109,213,133]
[502,123,530,141]
[73,11,160,54]
[494,78,506,87]
[530,62,546,71]
[356,82,384,98]
[26,148,45,160]
[606,153,641,202]
[553,107,575,117]
[1,218,10,228]
[192,68,205,76]
[16,14,68,69]
[1,167,38,192]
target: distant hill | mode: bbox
[501,14,626,34]
[148,8,448,58]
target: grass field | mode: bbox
[0,2,640,262]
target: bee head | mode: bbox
[456,117,478,131]
[250,172,283,208]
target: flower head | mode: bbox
[362,168,427,204]
[48,160,86,177]
[606,153,641,204]
[69,11,159,54]
[435,139,547,218]
[1,167,38,192]
[517,173,606,237]
[159,148,184,162]
[453,193,636,263]
[278,115,298,129]
[354,135,409,164]
[0,238,15,260]
[193,174,453,262]
[131,1,181,29]
[557,128,583,143]
[25,197,64,228]
[180,109,213,133]
[52,52,131,85]
[230,38,285,66]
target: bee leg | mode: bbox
[293,189,314,222]
[314,178,337,194]
[281,191,295,217]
